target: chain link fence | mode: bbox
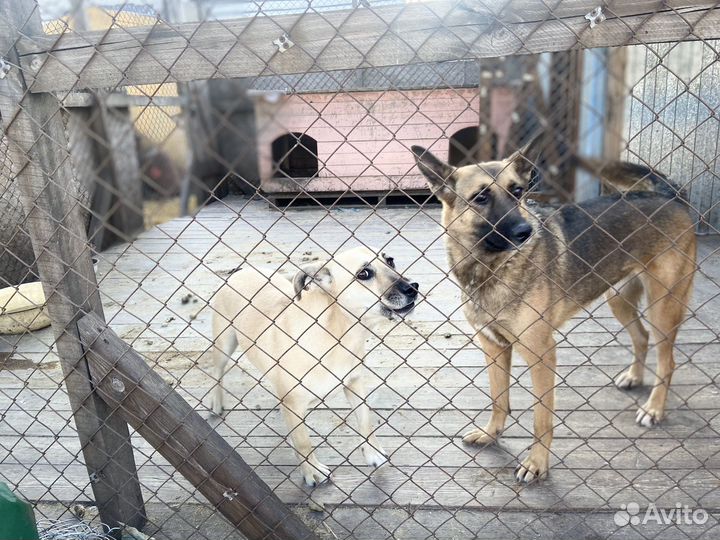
[1,1,719,539]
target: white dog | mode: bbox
[210,246,419,486]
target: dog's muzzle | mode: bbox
[383,280,419,318]
[483,222,533,252]
[391,300,416,316]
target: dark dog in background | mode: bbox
[412,138,696,483]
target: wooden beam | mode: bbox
[77,312,318,540]
[603,47,629,161]
[62,92,182,108]
[65,106,112,249]
[16,1,720,93]
[0,0,146,533]
[459,0,720,20]
[97,100,144,243]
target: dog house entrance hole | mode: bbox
[448,126,484,167]
[272,133,319,178]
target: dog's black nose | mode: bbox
[511,222,532,244]
[398,280,419,297]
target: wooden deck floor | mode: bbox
[2,196,720,539]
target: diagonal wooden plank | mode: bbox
[77,311,317,540]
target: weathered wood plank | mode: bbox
[96,99,144,245]
[30,498,718,540]
[603,47,629,160]
[4,380,720,438]
[9,446,720,510]
[16,1,720,93]
[0,0,146,532]
[4,403,719,471]
[62,92,182,108]
[77,311,317,540]
[8,427,720,480]
[466,0,720,19]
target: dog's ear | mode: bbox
[411,146,456,203]
[293,263,333,300]
[508,132,544,182]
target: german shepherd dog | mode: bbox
[412,138,696,483]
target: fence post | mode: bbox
[603,47,628,161]
[0,0,146,532]
[96,97,144,243]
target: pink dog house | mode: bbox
[248,55,580,205]
[255,88,483,202]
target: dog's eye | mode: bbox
[385,257,395,268]
[472,190,490,205]
[510,186,524,198]
[356,268,374,280]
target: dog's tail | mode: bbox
[574,157,685,200]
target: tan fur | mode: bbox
[413,142,697,483]
[210,246,418,486]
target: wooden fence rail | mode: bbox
[15,1,720,93]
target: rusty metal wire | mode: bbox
[1,1,719,540]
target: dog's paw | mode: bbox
[515,455,549,484]
[636,402,663,427]
[209,395,225,417]
[462,427,499,446]
[615,369,643,390]
[302,462,332,488]
[362,443,388,468]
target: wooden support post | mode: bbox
[65,105,110,247]
[547,50,583,200]
[0,0,146,533]
[66,95,144,250]
[77,313,318,540]
[477,58,498,161]
[97,99,144,241]
[604,47,629,161]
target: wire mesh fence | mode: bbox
[1,1,719,539]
